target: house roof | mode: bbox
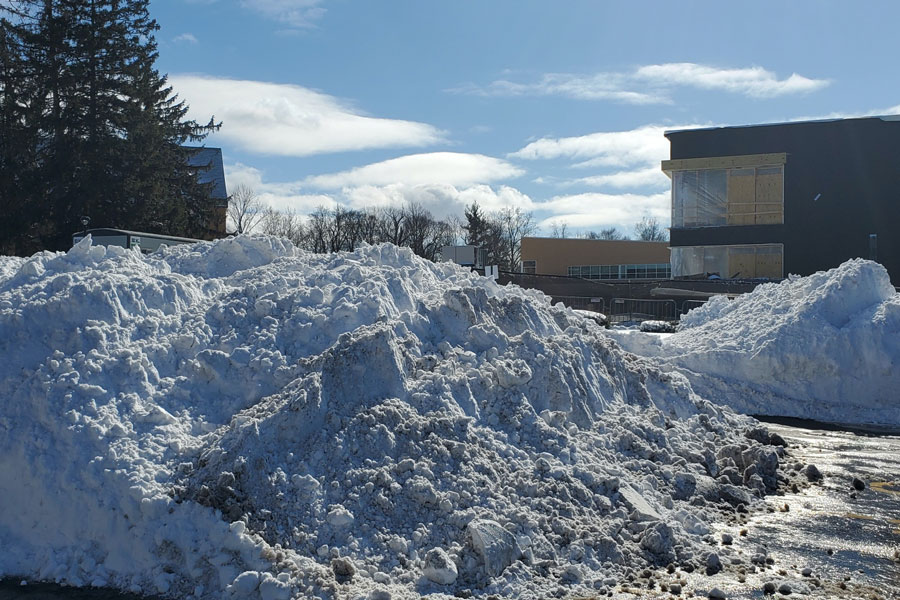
[185,147,228,200]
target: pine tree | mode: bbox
[0,0,220,253]
[463,201,487,246]
[463,201,504,268]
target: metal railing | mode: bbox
[609,298,677,324]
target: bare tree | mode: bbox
[549,221,569,238]
[257,201,461,261]
[494,206,536,271]
[586,227,627,240]
[633,216,669,241]
[378,206,407,247]
[227,184,264,234]
[402,202,435,258]
[259,207,306,246]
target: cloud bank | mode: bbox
[634,63,829,98]
[170,75,444,157]
[511,125,675,168]
[456,63,829,104]
[537,191,670,231]
[301,152,525,189]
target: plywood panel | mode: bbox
[662,152,787,173]
[728,251,756,279]
[727,170,756,225]
[756,203,783,225]
[755,170,783,224]
[756,252,783,279]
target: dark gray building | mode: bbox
[662,116,900,282]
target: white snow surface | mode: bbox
[608,259,900,427]
[1,235,788,599]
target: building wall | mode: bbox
[520,237,670,277]
[666,117,900,281]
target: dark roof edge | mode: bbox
[664,114,900,137]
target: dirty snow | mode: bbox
[608,259,900,427]
[0,235,809,599]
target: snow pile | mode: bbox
[0,236,787,599]
[610,259,900,427]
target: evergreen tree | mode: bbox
[463,201,504,268]
[0,0,220,254]
[463,201,487,246]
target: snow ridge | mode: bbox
[615,259,900,426]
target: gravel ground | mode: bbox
[598,418,900,599]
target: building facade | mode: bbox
[663,116,900,281]
[520,237,671,280]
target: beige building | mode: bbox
[520,237,671,279]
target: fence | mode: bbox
[609,298,678,324]
[551,296,606,314]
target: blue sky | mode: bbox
[152,0,900,236]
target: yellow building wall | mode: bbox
[520,237,670,276]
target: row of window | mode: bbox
[567,263,672,280]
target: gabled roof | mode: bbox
[185,146,228,200]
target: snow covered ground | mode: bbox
[0,236,860,599]
[607,259,900,428]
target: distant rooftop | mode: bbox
[185,147,227,200]
[665,114,900,137]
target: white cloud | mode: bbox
[225,163,533,222]
[634,63,829,98]
[510,124,681,168]
[535,192,670,231]
[788,104,900,122]
[572,166,670,190]
[302,152,525,189]
[342,183,535,221]
[226,156,671,236]
[455,63,829,103]
[226,163,337,213]
[451,73,666,105]
[170,75,444,157]
[241,0,326,28]
[173,33,198,44]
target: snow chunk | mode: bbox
[618,485,661,522]
[422,548,458,585]
[326,505,354,528]
[466,519,522,577]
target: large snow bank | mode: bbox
[609,259,900,427]
[0,236,787,599]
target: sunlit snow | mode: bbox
[0,235,882,599]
